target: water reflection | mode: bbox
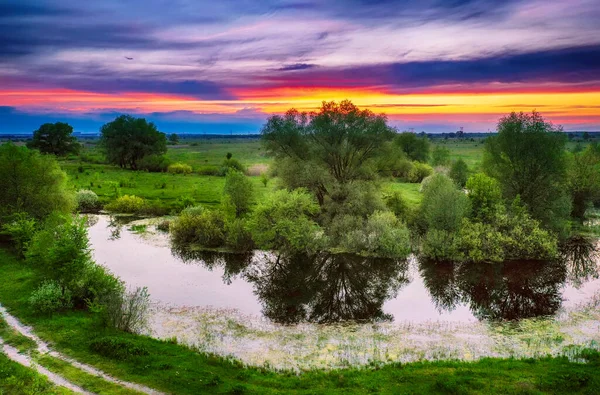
[561,235,600,286]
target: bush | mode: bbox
[137,154,171,172]
[29,280,73,315]
[89,337,149,360]
[420,173,470,233]
[449,159,469,187]
[76,189,100,212]
[225,218,254,252]
[197,165,220,176]
[407,162,433,183]
[219,158,245,175]
[465,173,502,221]
[1,213,37,257]
[167,162,193,175]
[342,211,411,258]
[99,287,150,334]
[223,169,254,217]
[170,208,226,247]
[431,146,451,166]
[104,195,146,214]
[173,196,196,212]
[383,191,409,219]
[80,264,125,307]
[421,229,460,261]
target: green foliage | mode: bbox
[170,207,226,247]
[224,218,254,252]
[137,154,171,172]
[465,173,502,221]
[431,145,451,166]
[98,286,150,334]
[342,211,411,258]
[262,100,394,206]
[0,143,75,221]
[27,122,80,156]
[383,191,409,219]
[168,133,179,144]
[173,195,196,212]
[90,336,150,360]
[76,189,100,212]
[196,165,220,175]
[168,162,193,174]
[567,144,600,220]
[421,230,460,261]
[394,132,430,162]
[420,173,470,233]
[407,162,433,183]
[99,115,167,170]
[260,172,269,187]
[28,280,73,315]
[220,158,246,175]
[249,189,323,253]
[483,111,570,233]
[1,213,37,257]
[104,195,146,214]
[223,169,254,217]
[449,158,469,187]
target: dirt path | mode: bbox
[0,304,165,395]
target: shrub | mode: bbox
[1,213,37,257]
[449,159,469,188]
[170,208,226,247]
[343,211,411,258]
[137,154,171,172]
[465,173,502,221]
[383,191,409,219]
[225,218,254,252]
[76,190,100,212]
[29,280,73,315]
[421,229,460,261]
[219,158,245,175]
[167,162,193,175]
[89,337,149,360]
[431,146,451,166]
[197,165,220,176]
[260,172,269,187]
[407,162,433,183]
[99,287,150,334]
[80,264,124,307]
[173,196,196,212]
[223,169,254,217]
[420,173,470,233]
[104,195,146,214]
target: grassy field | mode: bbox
[1,249,599,394]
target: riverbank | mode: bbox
[1,248,600,394]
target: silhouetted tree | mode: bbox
[27,122,80,156]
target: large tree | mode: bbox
[27,122,80,156]
[0,143,74,221]
[568,144,600,221]
[262,100,395,206]
[99,115,167,170]
[483,111,570,234]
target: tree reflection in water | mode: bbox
[560,235,599,287]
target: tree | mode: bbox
[262,100,395,206]
[583,131,590,141]
[27,122,80,156]
[483,111,570,234]
[394,132,430,162]
[223,169,254,217]
[431,145,451,166]
[420,173,470,233]
[449,159,469,188]
[465,173,502,222]
[168,133,179,144]
[567,144,600,220]
[0,143,74,222]
[99,115,167,170]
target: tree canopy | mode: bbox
[99,115,167,170]
[394,132,430,162]
[483,111,570,234]
[27,122,80,156]
[262,100,395,205]
[0,143,74,221]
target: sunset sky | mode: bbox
[1,0,600,134]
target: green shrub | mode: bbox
[219,158,245,175]
[170,208,226,247]
[383,191,409,219]
[431,146,451,166]
[89,337,150,360]
[1,213,37,257]
[104,195,146,214]
[465,173,502,221]
[420,173,470,233]
[81,264,124,306]
[449,159,469,188]
[76,189,100,212]
[168,162,193,175]
[342,211,411,258]
[223,169,254,217]
[99,287,150,334]
[421,229,460,261]
[407,162,433,183]
[197,165,220,176]
[137,154,171,172]
[29,280,73,315]
[173,196,196,212]
[225,218,254,252]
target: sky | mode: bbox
[1,0,600,134]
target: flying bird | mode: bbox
[125,56,133,60]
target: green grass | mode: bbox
[431,139,486,169]
[1,248,599,394]
[384,181,423,209]
[0,351,72,395]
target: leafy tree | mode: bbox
[420,173,470,233]
[0,143,74,222]
[567,144,600,220]
[99,115,167,170]
[27,122,80,156]
[465,173,502,222]
[431,145,451,166]
[262,100,395,206]
[223,169,254,217]
[483,111,570,233]
[168,133,179,144]
[449,159,469,187]
[394,132,430,162]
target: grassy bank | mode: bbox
[1,249,599,394]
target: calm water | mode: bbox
[87,215,600,369]
[88,215,600,324]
